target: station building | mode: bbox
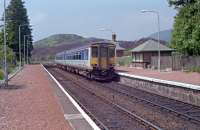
[131,39,173,69]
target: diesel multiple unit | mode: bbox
[55,41,117,80]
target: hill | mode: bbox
[149,29,172,43]
[34,34,86,48]
[32,34,168,62]
[32,34,104,61]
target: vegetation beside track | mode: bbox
[0,69,3,80]
[117,56,132,66]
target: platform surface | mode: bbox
[117,66,200,86]
[0,65,71,130]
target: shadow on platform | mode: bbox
[0,85,25,90]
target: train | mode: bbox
[55,41,118,81]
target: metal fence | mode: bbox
[151,53,200,71]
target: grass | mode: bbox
[0,64,18,80]
[0,69,3,80]
[188,67,200,73]
[117,56,132,66]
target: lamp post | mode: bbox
[99,28,117,58]
[24,35,30,64]
[141,10,161,71]
[18,24,30,67]
[23,35,30,65]
[24,35,31,65]
[99,28,116,41]
[3,0,8,87]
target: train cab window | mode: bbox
[100,47,108,57]
[109,47,115,57]
[92,47,98,58]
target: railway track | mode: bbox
[46,66,200,129]
[47,66,162,130]
[95,82,200,123]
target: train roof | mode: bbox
[56,41,116,55]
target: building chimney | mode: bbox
[112,33,117,42]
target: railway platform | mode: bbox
[0,64,96,130]
[117,66,200,86]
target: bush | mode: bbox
[0,69,3,80]
[190,67,200,73]
[187,67,200,73]
[117,56,132,66]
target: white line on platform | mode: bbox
[42,65,101,130]
[64,114,84,120]
[118,72,200,91]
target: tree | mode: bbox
[4,0,33,61]
[168,0,196,8]
[0,31,16,70]
[169,0,200,55]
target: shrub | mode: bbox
[0,69,3,80]
[189,67,200,73]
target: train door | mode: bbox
[108,46,116,66]
[91,46,98,67]
[99,46,109,69]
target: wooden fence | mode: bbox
[151,54,200,71]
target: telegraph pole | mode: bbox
[3,0,8,87]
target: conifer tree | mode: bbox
[5,0,33,60]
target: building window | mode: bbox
[133,53,143,62]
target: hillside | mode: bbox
[34,34,86,48]
[32,34,104,61]
[32,34,168,62]
[149,29,172,43]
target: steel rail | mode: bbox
[72,78,162,130]
[52,68,162,130]
[47,68,109,130]
[101,82,200,125]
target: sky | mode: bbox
[0,0,176,41]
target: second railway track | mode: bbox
[46,65,200,130]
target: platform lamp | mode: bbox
[23,35,31,65]
[141,10,161,71]
[19,24,32,67]
[2,0,8,87]
[99,28,117,42]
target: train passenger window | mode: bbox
[109,47,115,57]
[100,47,108,57]
[92,47,98,58]
[73,54,76,60]
[78,52,81,60]
[76,53,79,60]
[85,49,88,60]
[81,51,84,60]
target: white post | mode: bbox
[23,35,26,65]
[157,13,161,71]
[26,39,29,64]
[3,0,8,87]
[18,25,21,69]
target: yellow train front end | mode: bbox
[90,42,117,81]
